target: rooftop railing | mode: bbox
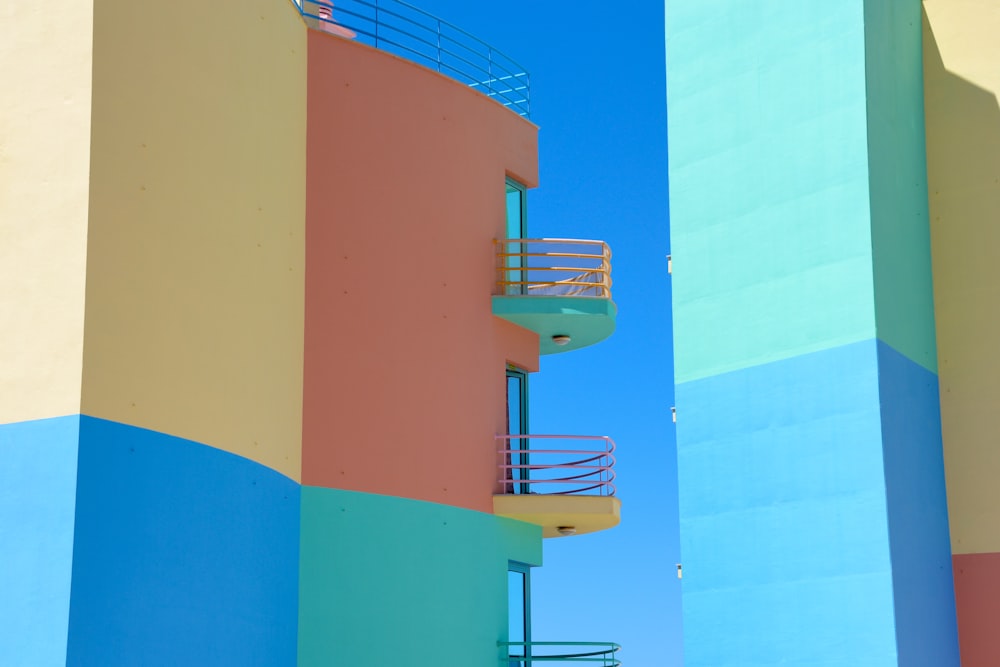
[501,642,622,666]
[497,239,612,299]
[297,0,530,117]
[497,435,617,497]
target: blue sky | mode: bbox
[407,2,681,663]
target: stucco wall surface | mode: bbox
[298,487,541,667]
[66,417,301,667]
[81,0,308,481]
[302,32,540,512]
[0,1,92,424]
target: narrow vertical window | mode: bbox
[505,178,527,240]
[507,562,532,667]
[505,179,528,295]
[506,366,529,494]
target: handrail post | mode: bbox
[525,72,530,115]
[436,18,442,72]
[488,47,494,98]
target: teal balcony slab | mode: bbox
[492,296,617,355]
[494,239,616,355]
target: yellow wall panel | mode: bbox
[81,0,308,481]
[924,0,1000,554]
[0,1,92,424]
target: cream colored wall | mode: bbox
[0,1,92,424]
[81,0,308,480]
[924,0,1000,555]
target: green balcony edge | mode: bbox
[492,296,617,355]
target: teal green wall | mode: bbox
[667,0,936,382]
[667,1,876,383]
[666,0,955,664]
[865,0,937,372]
[298,488,541,667]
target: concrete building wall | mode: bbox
[81,0,308,482]
[923,1,1000,663]
[65,418,301,667]
[1,2,551,664]
[666,1,958,664]
[0,417,80,666]
[298,488,541,667]
[301,32,539,513]
[1,4,93,663]
[0,0,92,424]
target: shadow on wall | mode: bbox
[923,8,1000,667]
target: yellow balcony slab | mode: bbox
[493,494,621,538]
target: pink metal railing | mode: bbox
[497,434,617,497]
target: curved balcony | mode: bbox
[493,239,617,355]
[297,0,529,117]
[500,642,622,666]
[494,435,621,538]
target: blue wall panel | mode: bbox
[0,416,79,667]
[877,341,959,666]
[676,341,899,666]
[66,417,300,667]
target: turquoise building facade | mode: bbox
[666,1,960,664]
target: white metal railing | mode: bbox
[296,0,530,117]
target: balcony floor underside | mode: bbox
[493,494,621,538]
[492,296,617,354]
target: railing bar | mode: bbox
[495,434,616,442]
[501,462,613,469]
[524,280,608,290]
[443,49,527,81]
[502,454,608,463]
[499,254,608,262]
[500,479,613,486]
[503,462,609,469]
[499,449,611,456]
[515,456,608,465]
[371,28,452,57]
[501,238,611,246]
[430,43,517,85]
[496,483,614,493]
[502,474,609,482]
[515,257,601,266]
[550,484,607,495]
[500,451,614,459]
[360,35,445,63]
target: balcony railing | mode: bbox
[496,239,612,299]
[297,0,530,117]
[500,642,622,666]
[497,435,616,497]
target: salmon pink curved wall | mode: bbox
[302,33,539,513]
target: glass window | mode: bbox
[505,179,527,240]
[506,366,529,494]
[505,180,528,295]
[508,562,532,667]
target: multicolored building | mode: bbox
[0,1,621,665]
[666,0,1000,664]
